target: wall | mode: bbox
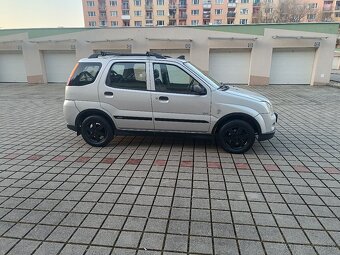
[0,24,337,85]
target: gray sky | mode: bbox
[0,0,84,29]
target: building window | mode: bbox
[122,10,130,15]
[100,21,107,26]
[192,0,199,4]
[134,10,142,16]
[308,3,318,9]
[240,0,249,3]
[134,0,141,6]
[266,0,273,3]
[111,21,118,26]
[214,19,222,24]
[240,19,248,24]
[157,0,164,5]
[87,1,95,7]
[89,21,96,26]
[157,10,165,16]
[111,11,118,16]
[191,20,199,25]
[109,0,117,6]
[240,8,248,14]
[146,20,153,26]
[307,14,316,20]
[215,0,223,4]
[157,20,165,26]
[215,9,223,15]
[336,12,340,17]
[135,21,142,26]
[191,10,199,15]
[88,11,96,16]
[265,8,272,14]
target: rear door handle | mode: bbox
[104,91,113,96]
[159,96,169,101]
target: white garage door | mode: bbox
[150,49,190,61]
[44,51,76,83]
[0,52,27,82]
[270,49,315,85]
[209,49,251,84]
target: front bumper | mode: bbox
[67,125,77,132]
[258,112,278,141]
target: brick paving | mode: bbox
[0,83,340,255]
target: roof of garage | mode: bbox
[0,23,338,39]
[196,23,339,35]
[0,28,95,39]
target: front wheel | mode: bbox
[217,120,255,154]
[81,115,113,147]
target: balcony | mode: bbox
[169,4,176,9]
[179,13,187,19]
[121,15,131,20]
[227,12,236,17]
[228,3,237,7]
[179,4,187,9]
[169,14,176,19]
[203,4,212,9]
[146,4,153,10]
[323,5,333,11]
[203,14,211,19]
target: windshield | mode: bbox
[184,62,221,89]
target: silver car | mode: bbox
[63,52,277,154]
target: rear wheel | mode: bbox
[81,115,113,147]
[217,120,255,154]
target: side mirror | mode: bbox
[192,84,206,95]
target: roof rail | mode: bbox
[88,51,167,59]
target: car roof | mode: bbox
[78,52,188,64]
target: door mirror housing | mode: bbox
[191,84,206,95]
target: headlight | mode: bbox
[264,101,274,114]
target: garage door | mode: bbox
[150,49,190,61]
[44,51,76,83]
[0,52,27,82]
[270,49,315,85]
[209,49,251,84]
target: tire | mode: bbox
[217,120,255,154]
[81,115,114,147]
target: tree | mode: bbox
[255,0,312,23]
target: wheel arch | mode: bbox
[75,109,116,135]
[212,113,261,135]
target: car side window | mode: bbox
[153,63,204,94]
[68,62,102,86]
[106,62,147,90]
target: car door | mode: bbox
[98,60,154,130]
[150,61,211,133]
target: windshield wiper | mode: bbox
[218,84,230,91]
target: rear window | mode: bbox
[68,62,102,86]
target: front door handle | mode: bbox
[104,91,113,96]
[159,96,169,101]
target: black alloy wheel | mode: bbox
[81,115,113,147]
[217,120,255,154]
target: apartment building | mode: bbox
[82,0,340,27]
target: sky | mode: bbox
[0,0,84,29]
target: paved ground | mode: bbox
[0,83,340,255]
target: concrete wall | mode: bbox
[0,25,337,85]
